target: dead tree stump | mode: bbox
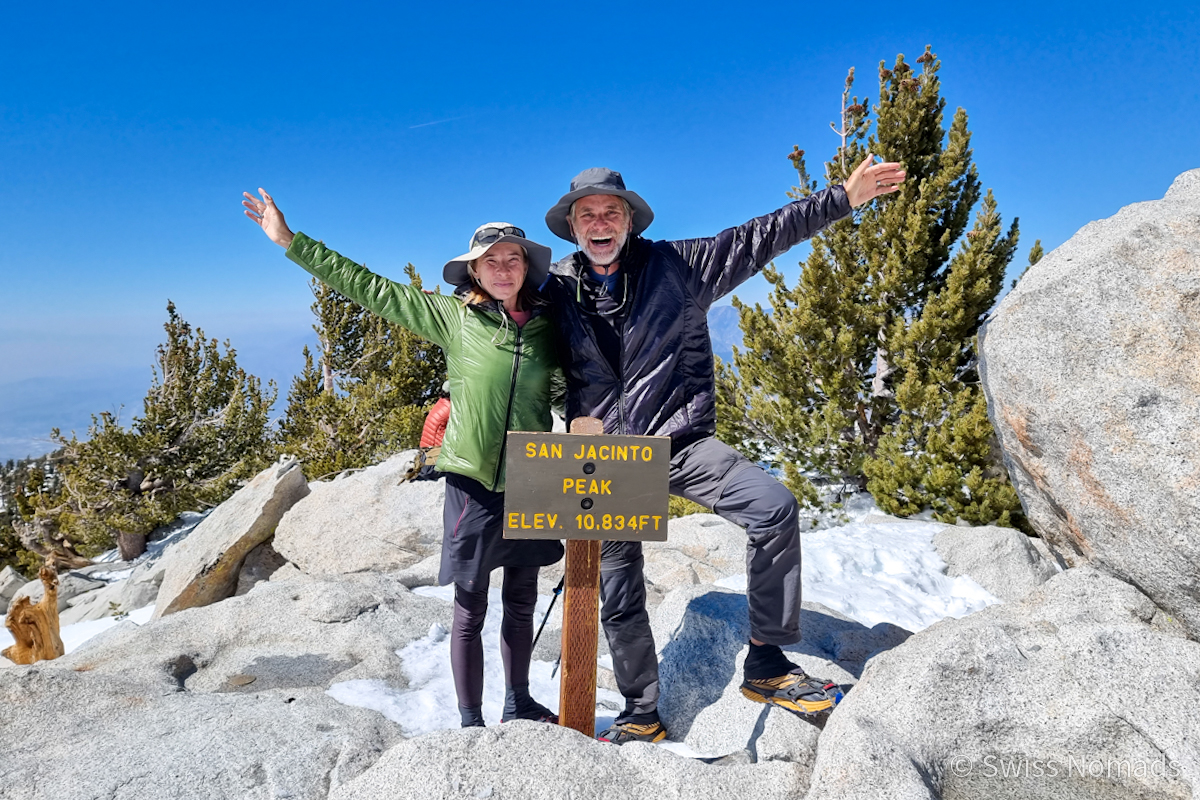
[2,561,65,665]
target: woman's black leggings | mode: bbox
[450,565,539,710]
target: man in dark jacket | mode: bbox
[543,156,906,743]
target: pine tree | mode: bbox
[1,456,55,576]
[25,303,277,560]
[718,46,1025,526]
[279,264,447,478]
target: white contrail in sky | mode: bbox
[408,115,471,129]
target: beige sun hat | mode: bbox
[442,223,553,289]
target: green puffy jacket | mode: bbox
[286,232,557,492]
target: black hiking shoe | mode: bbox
[504,705,564,729]
[597,720,668,744]
[740,668,842,716]
[500,696,558,725]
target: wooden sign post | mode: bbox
[504,418,670,737]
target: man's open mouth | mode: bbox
[590,237,613,247]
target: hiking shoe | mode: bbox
[740,668,841,715]
[597,720,668,744]
[501,700,558,725]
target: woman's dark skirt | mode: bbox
[439,472,564,592]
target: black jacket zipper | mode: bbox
[573,263,630,434]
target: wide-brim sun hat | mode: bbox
[544,167,654,243]
[442,223,553,289]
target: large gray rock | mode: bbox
[979,169,1200,638]
[154,459,309,618]
[0,666,397,800]
[648,514,749,581]
[676,644,824,777]
[650,583,902,767]
[57,563,163,626]
[54,515,207,625]
[639,514,754,607]
[805,567,1199,800]
[933,525,1059,602]
[0,565,24,613]
[234,539,289,596]
[327,721,809,800]
[274,451,445,576]
[63,573,451,693]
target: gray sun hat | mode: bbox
[442,222,553,289]
[544,167,655,243]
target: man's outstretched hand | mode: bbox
[242,188,295,248]
[843,154,907,207]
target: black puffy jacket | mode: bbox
[546,185,852,453]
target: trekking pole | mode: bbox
[532,575,565,651]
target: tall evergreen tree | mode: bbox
[22,303,277,560]
[1,456,55,576]
[718,47,1025,526]
[279,264,447,478]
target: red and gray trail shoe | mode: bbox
[597,720,668,744]
[740,668,843,715]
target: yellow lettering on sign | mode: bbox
[526,442,537,458]
[639,515,649,530]
[643,447,653,462]
[552,444,562,458]
[574,445,585,459]
[547,514,558,529]
[534,513,545,529]
[508,513,519,528]
[588,479,599,495]
[616,445,627,460]
[575,478,587,494]
[601,480,612,495]
[652,515,662,530]
[599,445,610,460]
[587,445,597,459]
[562,478,574,494]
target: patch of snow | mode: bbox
[716,519,1000,633]
[329,586,624,738]
[799,491,885,532]
[87,568,137,583]
[0,604,157,656]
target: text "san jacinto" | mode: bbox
[523,442,654,462]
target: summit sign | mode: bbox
[503,431,671,542]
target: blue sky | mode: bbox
[2,1,1198,460]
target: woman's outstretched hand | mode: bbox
[242,188,295,248]
[843,154,907,207]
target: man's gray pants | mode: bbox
[601,436,802,725]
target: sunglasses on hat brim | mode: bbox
[473,225,526,247]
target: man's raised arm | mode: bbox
[670,155,905,309]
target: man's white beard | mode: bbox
[580,226,629,266]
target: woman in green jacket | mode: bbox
[243,189,563,729]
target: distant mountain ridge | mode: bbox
[0,373,145,462]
